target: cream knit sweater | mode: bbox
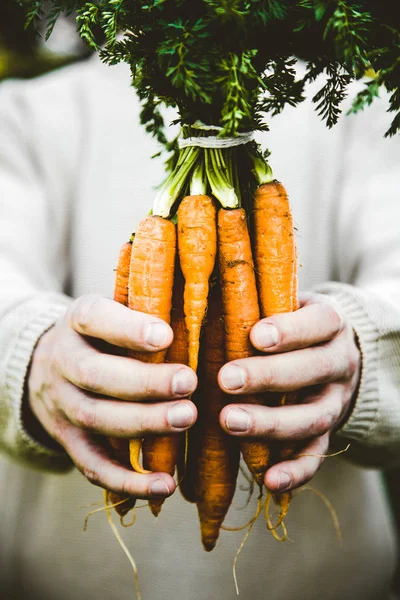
[0,55,400,600]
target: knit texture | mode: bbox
[0,294,72,470]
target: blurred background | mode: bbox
[0,1,91,81]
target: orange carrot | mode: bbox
[218,208,270,487]
[253,181,298,315]
[178,417,200,504]
[108,239,136,517]
[128,216,176,329]
[195,284,239,551]
[253,180,298,522]
[177,195,217,372]
[128,215,176,513]
[108,438,137,517]
[142,267,187,516]
[113,239,133,305]
[170,269,199,505]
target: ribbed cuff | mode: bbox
[2,294,73,471]
[312,282,380,443]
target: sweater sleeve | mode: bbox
[313,98,400,469]
[0,77,79,471]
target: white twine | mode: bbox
[178,120,253,149]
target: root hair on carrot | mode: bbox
[264,493,288,541]
[237,481,255,511]
[295,486,343,546]
[232,495,264,595]
[104,490,142,600]
[120,509,137,528]
[296,444,350,460]
[83,493,130,531]
[237,464,256,505]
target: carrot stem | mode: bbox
[249,149,274,185]
[190,160,207,195]
[204,148,239,208]
[153,147,200,217]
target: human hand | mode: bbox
[27,294,197,499]
[218,293,361,493]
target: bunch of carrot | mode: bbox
[111,170,298,551]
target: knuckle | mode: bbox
[311,410,335,435]
[325,303,344,336]
[47,382,62,413]
[75,355,101,392]
[346,345,360,378]
[261,359,278,389]
[265,411,281,437]
[83,467,102,488]
[141,367,157,399]
[74,398,97,431]
[50,417,65,444]
[133,408,146,436]
[274,315,297,347]
[68,294,101,333]
[313,346,335,382]
[118,476,131,497]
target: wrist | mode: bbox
[23,327,64,453]
[336,329,363,432]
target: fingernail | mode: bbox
[172,369,197,395]
[277,472,291,491]
[220,365,246,390]
[253,323,279,349]
[145,322,169,347]
[167,402,195,428]
[150,479,170,496]
[225,407,251,432]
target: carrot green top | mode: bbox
[24,1,400,144]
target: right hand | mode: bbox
[27,294,198,499]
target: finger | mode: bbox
[264,433,330,492]
[250,294,343,353]
[59,380,197,436]
[57,333,197,400]
[218,340,349,394]
[68,294,173,352]
[60,424,176,498]
[220,383,344,440]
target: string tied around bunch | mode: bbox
[178,120,254,149]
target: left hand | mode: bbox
[218,293,361,493]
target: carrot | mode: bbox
[142,266,187,516]
[109,239,136,517]
[128,216,176,329]
[168,268,198,505]
[253,181,298,315]
[177,195,217,372]
[253,180,298,522]
[113,239,133,305]
[217,207,270,487]
[177,418,200,504]
[128,215,176,512]
[175,194,217,505]
[195,284,240,551]
[108,438,137,517]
